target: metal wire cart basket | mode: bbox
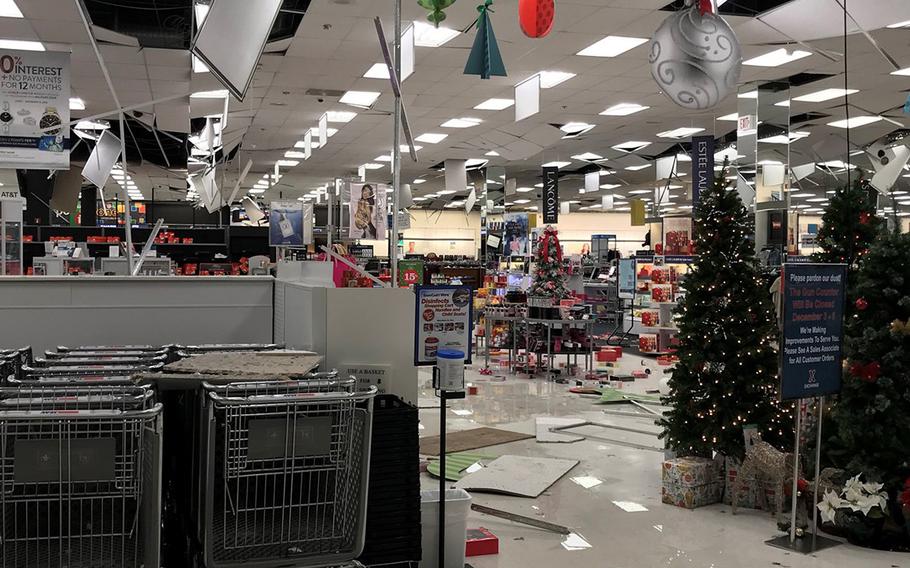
[0,385,163,568]
[197,380,376,568]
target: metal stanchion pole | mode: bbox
[789,402,802,544]
[812,396,824,552]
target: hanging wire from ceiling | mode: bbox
[842,0,851,186]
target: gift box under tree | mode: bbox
[661,457,724,509]
[723,457,781,510]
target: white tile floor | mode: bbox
[416,356,908,568]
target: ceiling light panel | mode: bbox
[415,132,447,143]
[657,127,704,139]
[413,21,460,47]
[537,71,576,88]
[441,117,482,128]
[326,111,357,123]
[0,0,23,17]
[474,98,514,110]
[793,88,858,102]
[612,141,650,152]
[571,152,603,161]
[600,103,649,116]
[827,116,882,129]
[717,113,738,121]
[577,35,648,57]
[0,39,43,51]
[69,98,85,110]
[743,48,811,67]
[339,90,380,106]
[363,63,389,79]
[541,161,571,168]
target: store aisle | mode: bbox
[416,361,904,568]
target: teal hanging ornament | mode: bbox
[417,0,456,26]
[463,0,506,79]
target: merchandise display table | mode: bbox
[525,317,594,377]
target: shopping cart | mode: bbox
[0,385,163,568]
[34,354,168,367]
[21,362,164,379]
[176,343,284,357]
[43,348,170,361]
[198,380,376,568]
[56,345,165,353]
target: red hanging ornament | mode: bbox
[518,0,554,38]
[862,361,881,382]
[855,297,868,311]
[697,0,714,15]
[859,212,870,225]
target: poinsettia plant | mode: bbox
[818,473,889,524]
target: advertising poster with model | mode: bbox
[0,49,70,169]
[348,182,388,240]
[268,200,304,246]
[414,285,473,366]
[502,212,529,257]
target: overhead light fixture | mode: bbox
[516,187,534,192]
[277,160,299,167]
[191,89,229,99]
[474,98,514,110]
[513,198,530,204]
[438,189,457,195]
[887,19,910,28]
[400,144,422,151]
[0,39,43,51]
[75,120,110,130]
[192,55,209,73]
[339,90,380,107]
[743,48,811,67]
[413,21,460,47]
[577,35,648,57]
[485,150,500,156]
[657,127,704,139]
[415,132,448,143]
[441,117,482,128]
[363,63,390,79]
[249,188,266,194]
[717,113,738,121]
[326,111,357,123]
[612,140,650,152]
[375,154,392,162]
[890,67,910,76]
[541,161,571,168]
[572,152,603,161]
[285,150,307,159]
[827,115,882,129]
[305,127,338,139]
[600,183,621,190]
[537,71,576,88]
[625,164,651,171]
[737,90,758,99]
[466,159,489,168]
[0,0,23,18]
[629,189,650,194]
[560,122,595,136]
[600,103,649,116]
[793,88,858,102]
[68,97,85,111]
[362,163,385,170]
[412,178,426,184]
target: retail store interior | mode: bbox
[1,0,910,567]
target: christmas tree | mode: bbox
[830,230,910,494]
[528,226,570,299]
[658,167,793,460]
[812,176,882,268]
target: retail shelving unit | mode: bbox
[1,218,22,275]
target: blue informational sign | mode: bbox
[618,258,636,298]
[414,285,474,366]
[779,263,847,400]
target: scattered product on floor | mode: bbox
[426,452,495,481]
[470,503,571,535]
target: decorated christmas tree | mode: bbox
[528,226,570,299]
[658,168,793,460]
[830,230,910,494]
[812,176,882,268]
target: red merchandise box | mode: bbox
[465,528,499,557]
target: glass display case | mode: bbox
[1,219,22,275]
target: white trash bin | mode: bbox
[420,489,472,568]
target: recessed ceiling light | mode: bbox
[737,90,758,99]
[625,164,651,171]
[887,19,910,28]
[277,160,299,167]
[717,113,738,121]
[514,198,530,204]
[534,183,543,188]
[66,97,86,111]
[284,151,307,159]
[793,88,858,102]
[560,122,595,136]
[537,71,576,88]
[743,48,812,67]
[600,183,621,190]
[363,63,389,79]
[326,111,357,123]
[413,21,460,47]
[441,117,482,128]
[339,90,380,107]
[415,132,447,143]
[438,189,457,195]
[890,67,910,76]
[516,187,534,192]
[474,98,514,110]
[75,120,110,131]
[600,103,649,116]
[657,127,704,139]
[412,178,426,184]
[193,55,209,73]
[571,152,603,161]
[0,0,23,18]
[577,35,648,57]
[806,197,828,202]
[485,150,500,156]
[362,163,385,170]
[827,116,882,129]
[541,161,571,168]
[400,144,422,152]
[191,89,228,98]
[466,158,488,168]
[0,39,43,51]
[612,140,650,152]
[375,154,392,162]
[249,188,266,194]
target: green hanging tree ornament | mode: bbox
[417,0,457,26]
[463,0,507,79]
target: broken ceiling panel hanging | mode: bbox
[464,0,507,79]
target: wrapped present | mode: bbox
[651,285,672,303]
[723,457,781,510]
[661,457,723,509]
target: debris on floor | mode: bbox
[455,455,578,497]
[465,527,499,557]
[535,416,586,443]
[425,451,494,481]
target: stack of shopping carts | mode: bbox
[0,380,163,567]
[18,345,170,386]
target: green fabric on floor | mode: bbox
[426,452,495,481]
[597,387,661,404]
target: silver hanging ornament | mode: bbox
[649,0,741,110]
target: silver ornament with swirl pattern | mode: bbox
[649,4,742,110]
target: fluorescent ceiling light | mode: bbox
[612,140,650,152]
[0,0,23,17]
[600,183,621,190]
[817,160,850,169]
[572,152,603,161]
[362,163,385,170]
[516,187,534,192]
[600,103,649,116]
[75,120,109,130]
[827,116,882,129]
[717,113,738,121]
[339,90,380,107]
[738,90,757,99]
[438,189,456,195]
[400,144,422,151]
[413,21,459,47]
[466,158,488,168]
[793,88,858,102]
[415,132,447,144]
[69,97,85,110]
[326,111,357,123]
[441,117,482,128]
[743,48,811,67]
[375,154,392,162]
[249,188,266,194]
[537,71,576,88]
[485,150,500,156]
[657,127,704,139]
[577,35,648,57]
[890,67,910,76]
[412,178,426,184]
[363,63,389,79]
[474,98,513,110]
[284,151,307,159]
[560,122,595,136]
[541,161,571,168]
[193,55,209,73]
[305,127,338,140]
[191,89,228,99]
[625,164,651,171]
[887,20,910,28]
[513,199,530,204]
[277,160,299,167]
[0,39,43,51]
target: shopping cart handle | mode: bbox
[0,402,163,419]
[208,385,378,405]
